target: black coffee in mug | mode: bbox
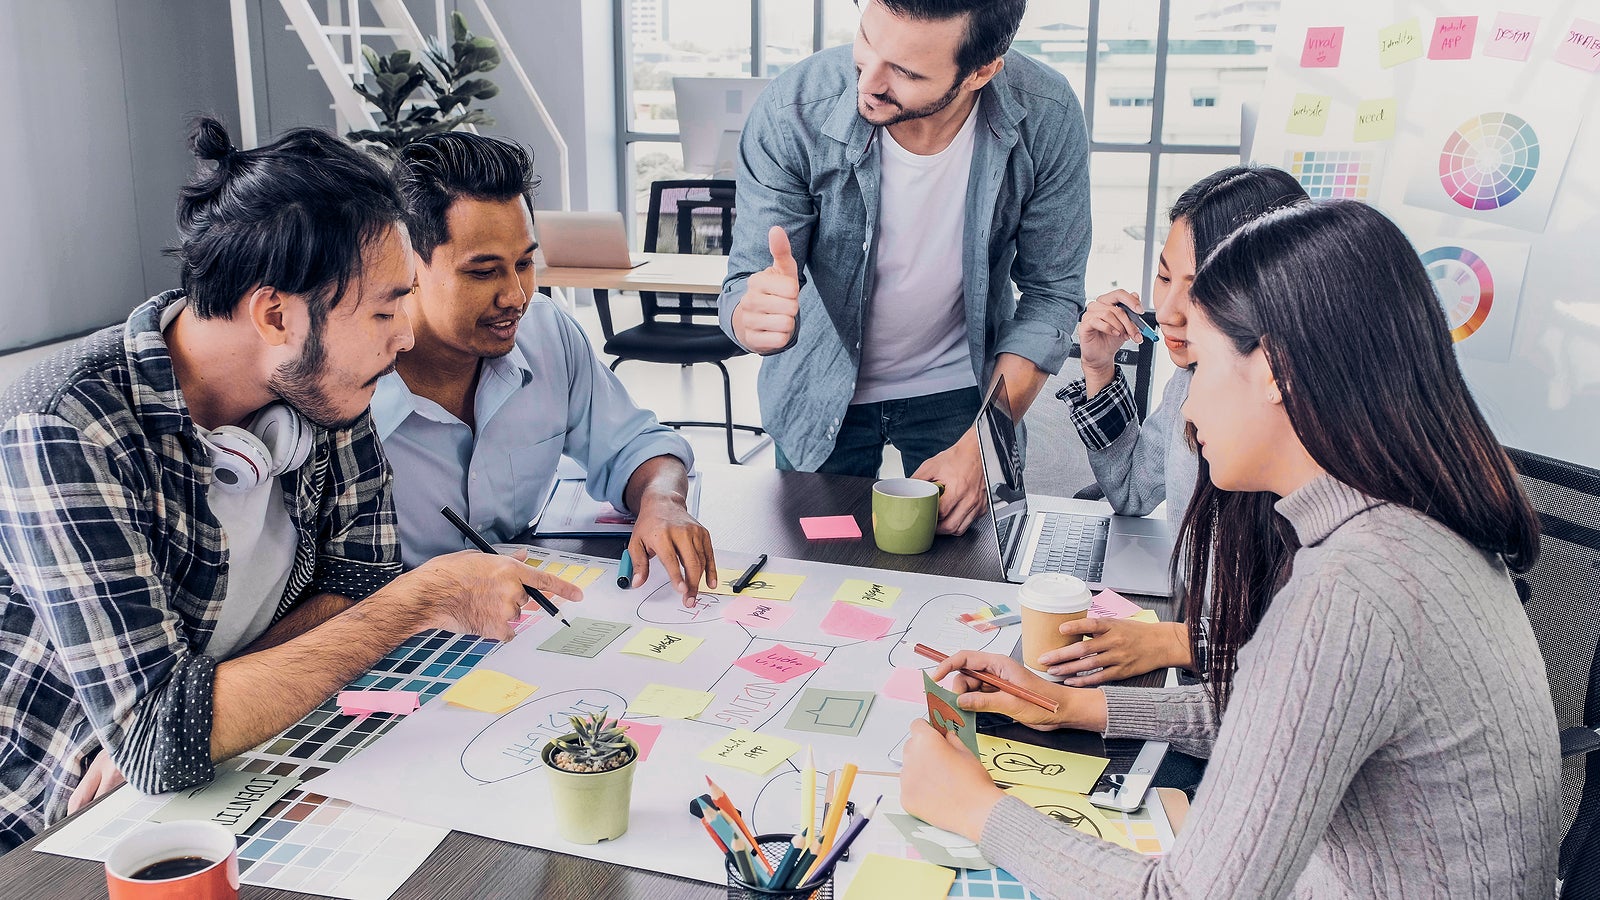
[130,856,215,880]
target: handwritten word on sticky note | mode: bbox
[1286,93,1331,136]
[337,689,419,717]
[536,617,629,657]
[1379,18,1424,67]
[628,683,715,719]
[820,601,896,640]
[699,729,800,775]
[620,627,703,663]
[1485,13,1539,61]
[152,769,301,835]
[722,596,796,629]
[1557,18,1600,71]
[1429,16,1478,60]
[442,669,537,713]
[799,515,862,540]
[699,568,804,601]
[616,720,662,761]
[1354,98,1398,142]
[735,643,826,683]
[977,734,1109,794]
[832,578,902,609]
[841,854,957,900]
[1300,26,1344,67]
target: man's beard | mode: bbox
[859,75,965,127]
[267,325,371,431]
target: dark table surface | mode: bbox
[0,464,1175,898]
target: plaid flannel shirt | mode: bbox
[1054,367,1139,452]
[0,291,401,851]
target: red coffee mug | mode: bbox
[105,820,240,900]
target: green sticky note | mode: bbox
[1379,18,1424,67]
[1354,98,1397,142]
[1286,93,1331,136]
[923,671,979,758]
[535,617,630,658]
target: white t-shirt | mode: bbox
[852,99,982,405]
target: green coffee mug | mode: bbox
[871,478,944,555]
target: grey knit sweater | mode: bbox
[978,475,1561,898]
[1088,367,1197,528]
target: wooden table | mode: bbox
[536,252,728,295]
[0,465,1183,898]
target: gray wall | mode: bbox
[0,0,240,353]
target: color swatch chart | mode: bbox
[1439,112,1540,211]
[1285,149,1380,200]
[1421,245,1495,341]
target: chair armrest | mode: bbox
[1560,726,1600,758]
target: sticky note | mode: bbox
[336,689,419,716]
[620,627,703,663]
[883,666,929,703]
[699,729,801,775]
[536,617,629,657]
[721,596,796,629]
[1300,26,1344,67]
[616,720,662,761]
[832,579,902,609]
[442,669,537,714]
[977,734,1108,794]
[1484,13,1539,61]
[799,515,862,540]
[570,566,606,588]
[1004,785,1133,850]
[925,671,980,757]
[1286,93,1331,136]
[958,604,1020,632]
[152,769,300,835]
[820,602,896,641]
[1557,18,1600,72]
[699,568,804,601]
[1352,98,1398,142]
[1089,589,1142,619]
[1429,16,1478,60]
[1379,18,1424,67]
[735,643,826,683]
[841,854,957,900]
[1130,608,1160,624]
[628,683,715,719]
[786,688,876,736]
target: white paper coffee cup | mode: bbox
[1018,573,1092,682]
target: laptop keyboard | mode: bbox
[1028,512,1110,581]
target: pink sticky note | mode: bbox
[799,515,863,540]
[883,666,928,703]
[1300,26,1344,67]
[722,596,797,629]
[617,720,663,762]
[1484,13,1539,61]
[819,602,895,641]
[735,644,826,683]
[1429,16,1478,59]
[337,689,420,716]
[1089,589,1143,619]
[1557,18,1600,71]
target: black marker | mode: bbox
[730,554,768,593]
[440,506,571,628]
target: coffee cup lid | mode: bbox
[1017,573,1092,613]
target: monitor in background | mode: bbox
[673,77,773,177]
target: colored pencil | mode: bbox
[729,835,761,887]
[706,777,775,876]
[801,746,816,841]
[767,831,807,890]
[805,763,857,882]
[914,642,1060,713]
[797,795,880,889]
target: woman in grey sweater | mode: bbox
[901,201,1560,898]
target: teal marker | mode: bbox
[616,551,635,589]
[1115,301,1161,343]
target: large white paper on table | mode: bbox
[306,547,1020,888]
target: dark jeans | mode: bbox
[774,386,983,477]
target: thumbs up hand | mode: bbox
[732,226,801,354]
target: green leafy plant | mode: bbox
[347,10,502,152]
[549,709,635,773]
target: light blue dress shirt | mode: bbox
[370,300,693,568]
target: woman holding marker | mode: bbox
[900,201,1560,898]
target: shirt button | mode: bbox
[861,241,868,251]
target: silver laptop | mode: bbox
[535,211,648,269]
[976,375,1176,597]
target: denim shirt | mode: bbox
[718,46,1091,470]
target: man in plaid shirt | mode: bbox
[0,119,579,852]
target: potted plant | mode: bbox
[542,709,640,843]
[347,10,502,153]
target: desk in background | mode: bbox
[537,252,728,297]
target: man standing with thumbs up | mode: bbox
[719,0,1089,536]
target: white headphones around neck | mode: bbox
[202,404,313,493]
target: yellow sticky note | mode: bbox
[698,568,805,601]
[977,734,1109,795]
[628,683,715,719]
[619,627,704,664]
[698,728,801,775]
[832,579,902,609]
[544,562,579,579]
[521,556,548,570]
[1378,18,1424,67]
[1285,93,1331,136]
[571,567,605,588]
[841,854,956,900]
[1354,98,1397,142]
[1129,608,1161,624]
[442,669,537,714]
[1004,784,1134,850]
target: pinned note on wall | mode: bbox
[1286,93,1332,136]
[1354,98,1398,142]
[1484,13,1539,61]
[1379,18,1425,67]
[1556,18,1600,72]
[1429,16,1478,60]
[1300,26,1344,67]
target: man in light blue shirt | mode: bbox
[372,133,715,604]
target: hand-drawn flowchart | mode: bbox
[306,547,1020,889]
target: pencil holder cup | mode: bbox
[725,833,835,900]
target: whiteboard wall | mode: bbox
[1249,0,1600,468]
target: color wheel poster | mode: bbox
[1400,89,1582,234]
[1408,234,1530,363]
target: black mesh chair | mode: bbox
[1063,309,1160,501]
[592,179,766,465]
[1507,448,1600,898]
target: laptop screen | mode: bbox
[976,376,1030,567]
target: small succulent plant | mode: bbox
[549,709,634,773]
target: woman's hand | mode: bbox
[1077,290,1147,394]
[900,719,1006,843]
[931,651,1108,732]
[1039,619,1193,686]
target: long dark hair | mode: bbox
[1180,200,1540,710]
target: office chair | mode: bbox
[1065,309,1160,501]
[1506,447,1600,898]
[591,179,767,465]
